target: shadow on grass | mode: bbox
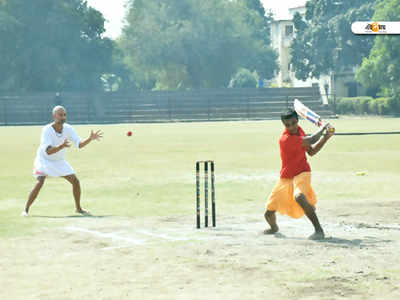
[318,236,392,247]
[30,214,115,219]
[273,233,392,247]
[318,237,363,246]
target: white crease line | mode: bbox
[65,226,146,245]
[102,245,135,251]
[135,229,193,241]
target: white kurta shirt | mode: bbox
[33,123,82,177]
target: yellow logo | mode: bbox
[365,22,386,32]
[371,22,379,32]
[352,21,399,35]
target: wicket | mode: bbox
[195,160,216,228]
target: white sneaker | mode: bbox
[21,211,28,217]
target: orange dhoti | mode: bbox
[266,172,317,219]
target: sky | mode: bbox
[85,0,307,39]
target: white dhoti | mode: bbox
[33,157,75,178]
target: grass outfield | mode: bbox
[0,116,399,237]
[1,117,400,300]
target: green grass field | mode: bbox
[1,116,399,237]
[1,117,400,300]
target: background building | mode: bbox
[270,5,367,103]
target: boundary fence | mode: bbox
[0,87,333,125]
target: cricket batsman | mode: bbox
[264,109,334,240]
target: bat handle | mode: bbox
[321,121,335,133]
[324,123,335,133]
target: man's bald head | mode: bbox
[52,106,67,124]
[52,105,66,115]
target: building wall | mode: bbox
[269,6,367,102]
[271,20,295,87]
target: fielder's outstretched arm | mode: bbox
[79,130,103,148]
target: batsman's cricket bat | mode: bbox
[293,98,334,132]
[294,99,400,135]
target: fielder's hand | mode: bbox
[61,139,71,148]
[90,130,103,141]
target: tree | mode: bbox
[0,0,116,91]
[120,0,277,90]
[290,0,381,81]
[229,68,258,88]
[242,0,273,43]
[356,0,400,97]
[243,0,265,17]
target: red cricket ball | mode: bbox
[127,131,132,137]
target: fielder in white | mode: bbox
[21,106,103,216]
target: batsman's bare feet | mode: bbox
[263,228,279,235]
[308,231,325,240]
[76,209,90,216]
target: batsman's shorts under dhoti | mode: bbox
[266,172,317,219]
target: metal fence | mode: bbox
[0,87,333,125]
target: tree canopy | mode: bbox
[0,0,116,92]
[355,0,400,97]
[290,0,380,81]
[120,0,278,90]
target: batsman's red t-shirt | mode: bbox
[279,126,311,179]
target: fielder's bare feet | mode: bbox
[263,227,279,235]
[308,231,325,240]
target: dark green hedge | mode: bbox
[335,97,400,115]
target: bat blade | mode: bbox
[293,99,322,127]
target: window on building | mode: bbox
[285,25,293,36]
